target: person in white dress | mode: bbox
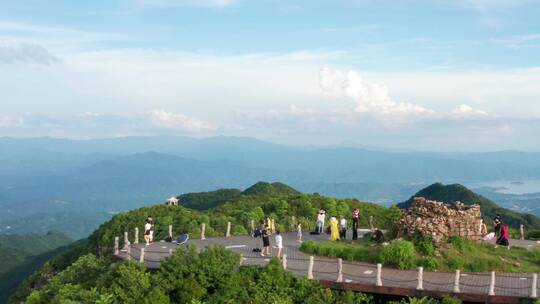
[296,223,303,243]
[275,230,283,258]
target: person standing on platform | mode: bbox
[330,216,340,241]
[144,218,152,246]
[275,230,283,258]
[296,223,303,243]
[339,216,347,239]
[352,208,360,240]
[316,209,326,234]
[261,225,271,256]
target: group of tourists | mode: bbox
[141,208,510,257]
[315,207,362,241]
[254,223,283,257]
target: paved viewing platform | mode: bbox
[115,231,540,304]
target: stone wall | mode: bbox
[398,197,484,243]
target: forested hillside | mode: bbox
[10,182,397,303]
[0,232,72,303]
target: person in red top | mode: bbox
[494,217,510,250]
[352,208,360,240]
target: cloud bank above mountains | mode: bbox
[1,13,539,150]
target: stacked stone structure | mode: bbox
[399,197,484,243]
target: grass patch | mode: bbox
[300,237,540,272]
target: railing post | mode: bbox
[308,256,314,279]
[124,231,130,249]
[488,271,496,296]
[134,227,139,244]
[126,244,132,261]
[376,263,382,286]
[201,223,206,240]
[114,236,119,255]
[369,216,374,232]
[282,254,287,270]
[336,258,343,282]
[226,221,231,237]
[453,270,461,293]
[168,224,173,240]
[139,248,145,263]
[531,273,538,298]
[416,267,424,290]
[520,224,525,240]
[169,248,173,256]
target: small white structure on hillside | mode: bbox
[166,196,179,206]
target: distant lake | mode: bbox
[467,179,540,195]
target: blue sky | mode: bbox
[1,0,540,150]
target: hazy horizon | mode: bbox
[2,1,540,150]
[2,134,540,153]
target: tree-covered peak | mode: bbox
[242,181,301,196]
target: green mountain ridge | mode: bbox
[397,182,540,229]
[241,181,301,196]
[0,232,73,304]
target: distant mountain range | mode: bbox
[1,136,539,238]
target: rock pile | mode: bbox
[398,197,484,243]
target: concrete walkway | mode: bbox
[116,232,539,303]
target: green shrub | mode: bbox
[448,237,464,251]
[420,256,439,271]
[381,240,416,270]
[391,297,438,304]
[413,234,435,257]
[441,295,462,304]
[341,248,355,261]
[446,257,464,270]
[527,229,540,240]
[300,240,317,254]
[232,225,248,236]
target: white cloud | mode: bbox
[0,42,58,65]
[319,67,434,117]
[147,109,217,132]
[451,104,488,117]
